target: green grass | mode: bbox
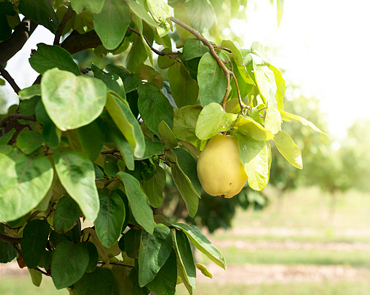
[198,247,370,267]
[177,280,370,295]
[0,276,68,295]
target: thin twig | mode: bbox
[170,16,249,114]
[0,231,22,244]
[0,113,36,128]
[33,267,51,276]
[0,64,21,94]
[54,5,76,45]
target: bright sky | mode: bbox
[2,0,370,139]
[234,0,370,138]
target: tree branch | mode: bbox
[0,18,38,65]
[61,30,102,55]
[0,64,21,94]
[0,231,22,244]
[170,17,249,113]
[0,114,36,128]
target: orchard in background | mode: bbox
[0,0,323,294]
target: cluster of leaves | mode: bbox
[0,0,321,294]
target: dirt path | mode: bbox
[196,264,370,285]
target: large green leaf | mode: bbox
[126,0,158,28]
[18,0,59,33]
[273,130,303,169]
[121,228,142,259]
[54,196,82,234]
[138,224,173,287]
[170,163,199,218]
[77,119,105,162]
[116,172,155,234]
[54,150,100,222]
[95,190,126,248]
[168,62,199,108]
[146,250,177,295]
[75,267,115,295]
[182,39,209,61]
[198,52,227,106]
[0,146,53,222]
[233,115,274,141]
[172,223,226,269]
[105,93,145,158]
[41,68,107,131]
[195,103,237,140]
[142,165,166,208]
[172,230,196,292]
[173,105,202,142]
[93,0,131,50]
[71,0,105,14]
[234,133,271,191]
[185,0,215,32]
[146,0,172,25]
[253,60,281,134]
[21,219,50,269]
[138,83,173,134]
[29,44,80,75]
[126,34,148,72]
[51,240,89,289]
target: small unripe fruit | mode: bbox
[197,134,248,198]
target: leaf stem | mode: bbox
[169,17,249,114]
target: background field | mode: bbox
[1,186,370,295]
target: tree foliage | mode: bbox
[0,0,322,294]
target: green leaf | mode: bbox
[105,64,141,93]
[18,0,59,33]
[173,148,202,195]
[198,52,227,106]
[95,190,126,248]
[170,162,199,218]
[273,130,303,169]
[172,229,196,292]
[233,115,274,141]
[141,137,165,160]
[195,103,237,140]
[142,165,166,208]
[280,110,327,135]
[16,130,43,154]
[172,223,226,269]
[121,228,142,259]
[138,83,173,133]
[234,133,271,191]
[54,196,82,234]
[93,0,131,50]
[21,219,49,269]
[158,120,178,148]
[75,267,115,295]
[116,172,155,234]
[51,240,89,289]
[85,242,99,273]
[105,93,145,158]
[182,39,210,60]
[28,268,42,287]
[29,44,80,75]
[54,149,100,222]
[18,85,41,100]
[138,223,173,287]
[277,0,284,26]
[146,0,172,25]
[83,228,110,264]
[77,119,105,161]
[126,0,158,28]
[185,0,215,32]
[146,250,177,295]
[195,263,212,278]
[91,64,126,100]
[158,49,176,69]
[0,128,15,145]
[253,60,281,134]
[126,34,148,72]
[35,100,61,149]
[0,146,53,222]
[0,225,17,263]
[168,62,199,108]
[173,105,202,142]
[71,0,105,14]
[41,68,107,131]
[269,64,285,110]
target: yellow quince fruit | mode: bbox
[197,134,248,198]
